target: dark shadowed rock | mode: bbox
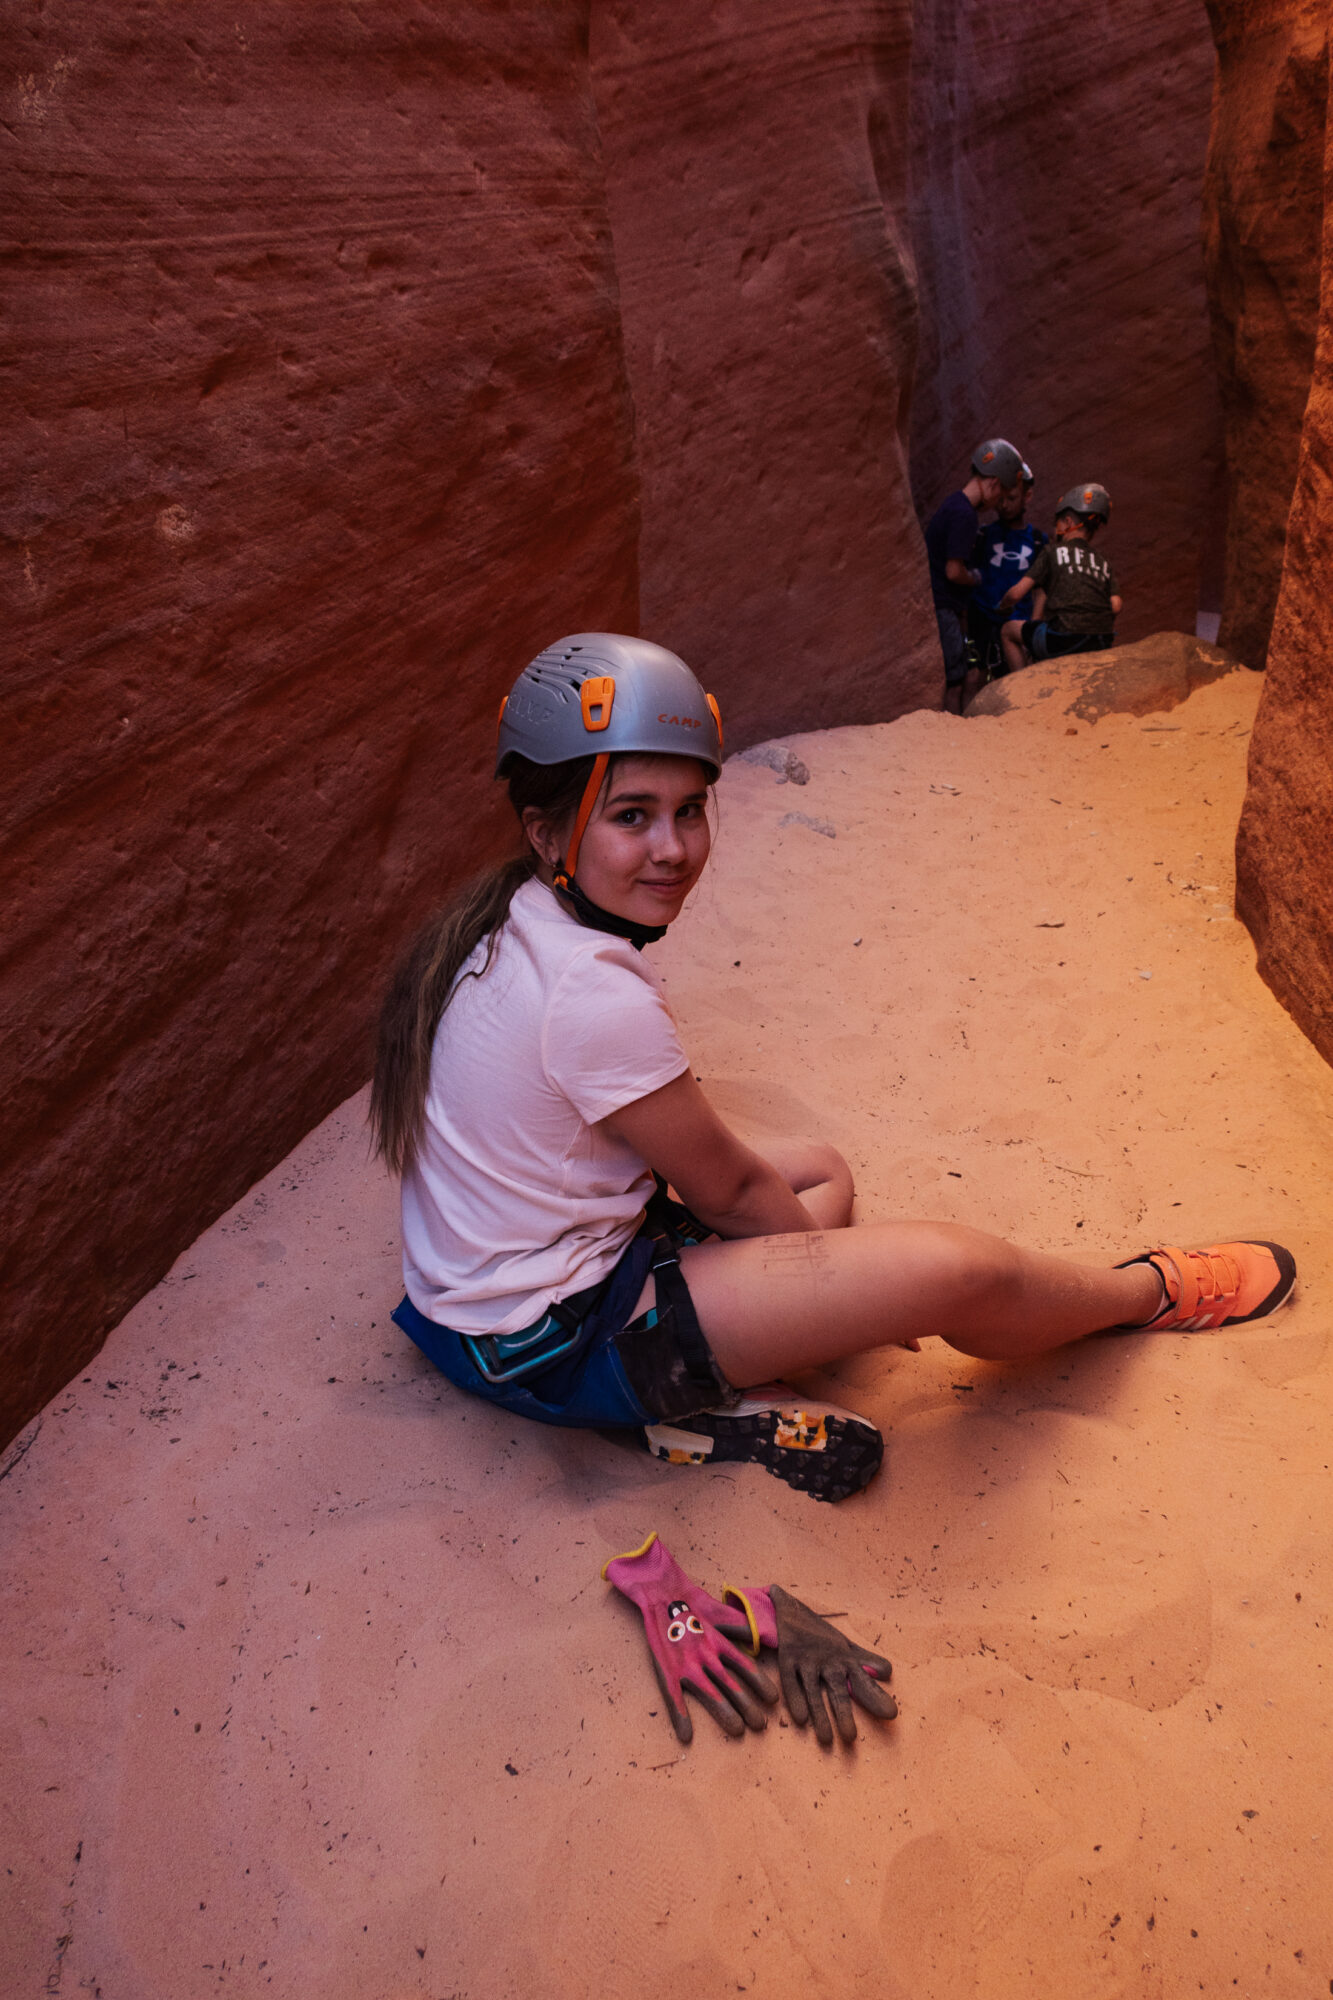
[590,0,939,746]
[1235,62,1333,1067]
[909,0,1223,643]
[1204,0,1328,669]
[966,633,1243,724]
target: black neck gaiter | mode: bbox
[555,877,667,952]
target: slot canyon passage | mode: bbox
[3,2,1333,1996]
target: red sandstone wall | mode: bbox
[2,0,946,1446]
[1203,0,1328,668]
[1235,41,1333,1058]
[0,0,1255,1445]
[590,1,938,745]
[2,4,641,1444]
[908,0,1223,642]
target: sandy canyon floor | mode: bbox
[3,658,1331,2000]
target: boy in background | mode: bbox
[1000,483,1120,673]
[924,437,1025,712]
[969,463,1045,673]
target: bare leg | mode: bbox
[1000,620,1027,675]
[677,1221,1162,1388]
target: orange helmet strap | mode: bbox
[553,752,611,890]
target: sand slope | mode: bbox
[3,663,1330,1999]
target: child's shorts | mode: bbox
[1023,621,1115,661]
[392,1201,739,1431]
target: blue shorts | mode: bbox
[1022,621,1115,662]
[393,1201,736,1430]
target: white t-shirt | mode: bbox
[401,877,690,1335]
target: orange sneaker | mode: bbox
[1117,1240,1297,1332]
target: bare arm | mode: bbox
[601,1072,820,1238]
[1110,593,1123,615]
[945,557,980,590]
[999,574,1036,612]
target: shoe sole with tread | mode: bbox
[643,1389,883,1504]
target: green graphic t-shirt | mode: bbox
[1028,538,1116,635]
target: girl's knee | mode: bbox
[785,1138,854,1230]
[939,1225,1025,1315]
[808,1139,852,1188]
[933,1229,1028,1357]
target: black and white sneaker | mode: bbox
[643,1386,884,1504]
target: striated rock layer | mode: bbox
[1236,51,1333,1063]
[1204,0,1329,668]
[591,0,938,746]
[2,0,944,1443]
[908,0,1223,642]
[0,0,1267,1442]
[1,3,641,1444]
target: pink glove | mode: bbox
[601,1534,779,1744]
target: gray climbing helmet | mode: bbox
[1056,482,1112,523]
[495,632,723,781]
[971,437,1024,487]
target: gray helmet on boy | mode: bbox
[496,632,724,781]
[1056,482,1112,523]
[971,437,1024,487]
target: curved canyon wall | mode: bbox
[3,3,642,1444]
[591,0,936,745]
[2,2,940,1442]
[1203,0,1328,668]
[1235,26,1333,1059]
[908,0,1223,641]
[14,1,1304,1444]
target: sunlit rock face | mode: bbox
[908,0,1223,642]
[1204,0,1328,669]
[590,0,939,745]
[1235,62,1333,1063]
[2,4,641,1442]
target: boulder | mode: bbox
[966,632,1242,723]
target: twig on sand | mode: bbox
[1041,1155,1103,1180]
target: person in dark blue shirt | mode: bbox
[923,438,1024,712]
[969,465,1047,674]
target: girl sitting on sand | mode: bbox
[370,634,1295,1503]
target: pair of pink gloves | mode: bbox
[603,1533,897,1747]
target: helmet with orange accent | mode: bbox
[1055,482,1111,525]
[971,438,1024,488]
[496,632,724,941]
[496,632,723,781]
